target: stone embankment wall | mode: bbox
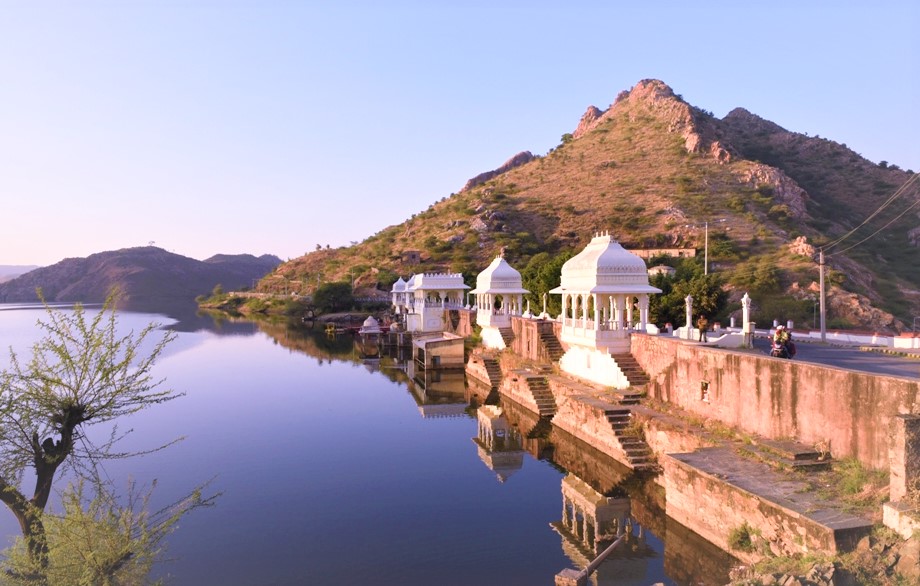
[631,334,920,471]
[508,316,565,362]
[664,453,852,563]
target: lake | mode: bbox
[0,304,735,585]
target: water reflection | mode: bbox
[471,396,736,586]
[406,361,469,418]
[473,405,525,483]
[8,308,736,585]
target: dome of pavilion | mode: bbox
[472,256,528,294]
[359,315,381,334]
[556,233,658,293]
[391,277,406,292]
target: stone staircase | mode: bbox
[610,353,650,388]
[538,330,565,362]
[606,407,655,470]
[482,357,503,390]
[736,438,833,472]
[608,389,644,405]
[525,376,557,418]
[498,326,515,347]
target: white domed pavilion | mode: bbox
[390,277,408,315]
[391,272,469,333]
[469,255,529,349]
[358,315,382,335]
[549,232,661,388]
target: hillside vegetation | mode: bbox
[264,79,919,332]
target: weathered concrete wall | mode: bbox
[636,409,715,461]
[664,452,866,563]
[631,333,920,471]
[413,334,465,368]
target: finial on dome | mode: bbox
[499,247,506,259]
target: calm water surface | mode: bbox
[0,304,734,585]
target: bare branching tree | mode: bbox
[0,292,212,582]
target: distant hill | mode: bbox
[0,247,281,308]
[261,79,919,332]
[0,265,40,284]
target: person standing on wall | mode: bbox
[697,314,709,342]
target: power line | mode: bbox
[823,172,920,253]
[829,190,920,256]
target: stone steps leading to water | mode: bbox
[482,358,503,389]
[606,408,655,470]
[526,376,557,418]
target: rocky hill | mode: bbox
[263,79,919,331]
[0,247,281,308]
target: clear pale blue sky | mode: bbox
[1,1,917,266]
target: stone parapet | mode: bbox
[631,333,920,471]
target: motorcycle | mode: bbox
[770,339,796,359]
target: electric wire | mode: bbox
[823,172,920,253]
[829,189,920,257]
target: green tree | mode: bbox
[521,250,574,317]
[0,293,211,581]
[650,272,727,327]
[313,281,354,313]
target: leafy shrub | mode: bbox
[728,522,755,552]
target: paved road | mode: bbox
[751,337,920,380]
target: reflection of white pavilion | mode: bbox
[472,405,524,482]
[553,474,653,585]
[469,256,529,349]
[549,233,661,388]
[391,273,470,333]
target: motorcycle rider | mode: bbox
[772,325,795,358]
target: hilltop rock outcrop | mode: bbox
[573,105,604,138]
[572,79,733,163]
[461,151,535,192]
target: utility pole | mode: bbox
[704,221,709,276]
[819,248,826,342]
